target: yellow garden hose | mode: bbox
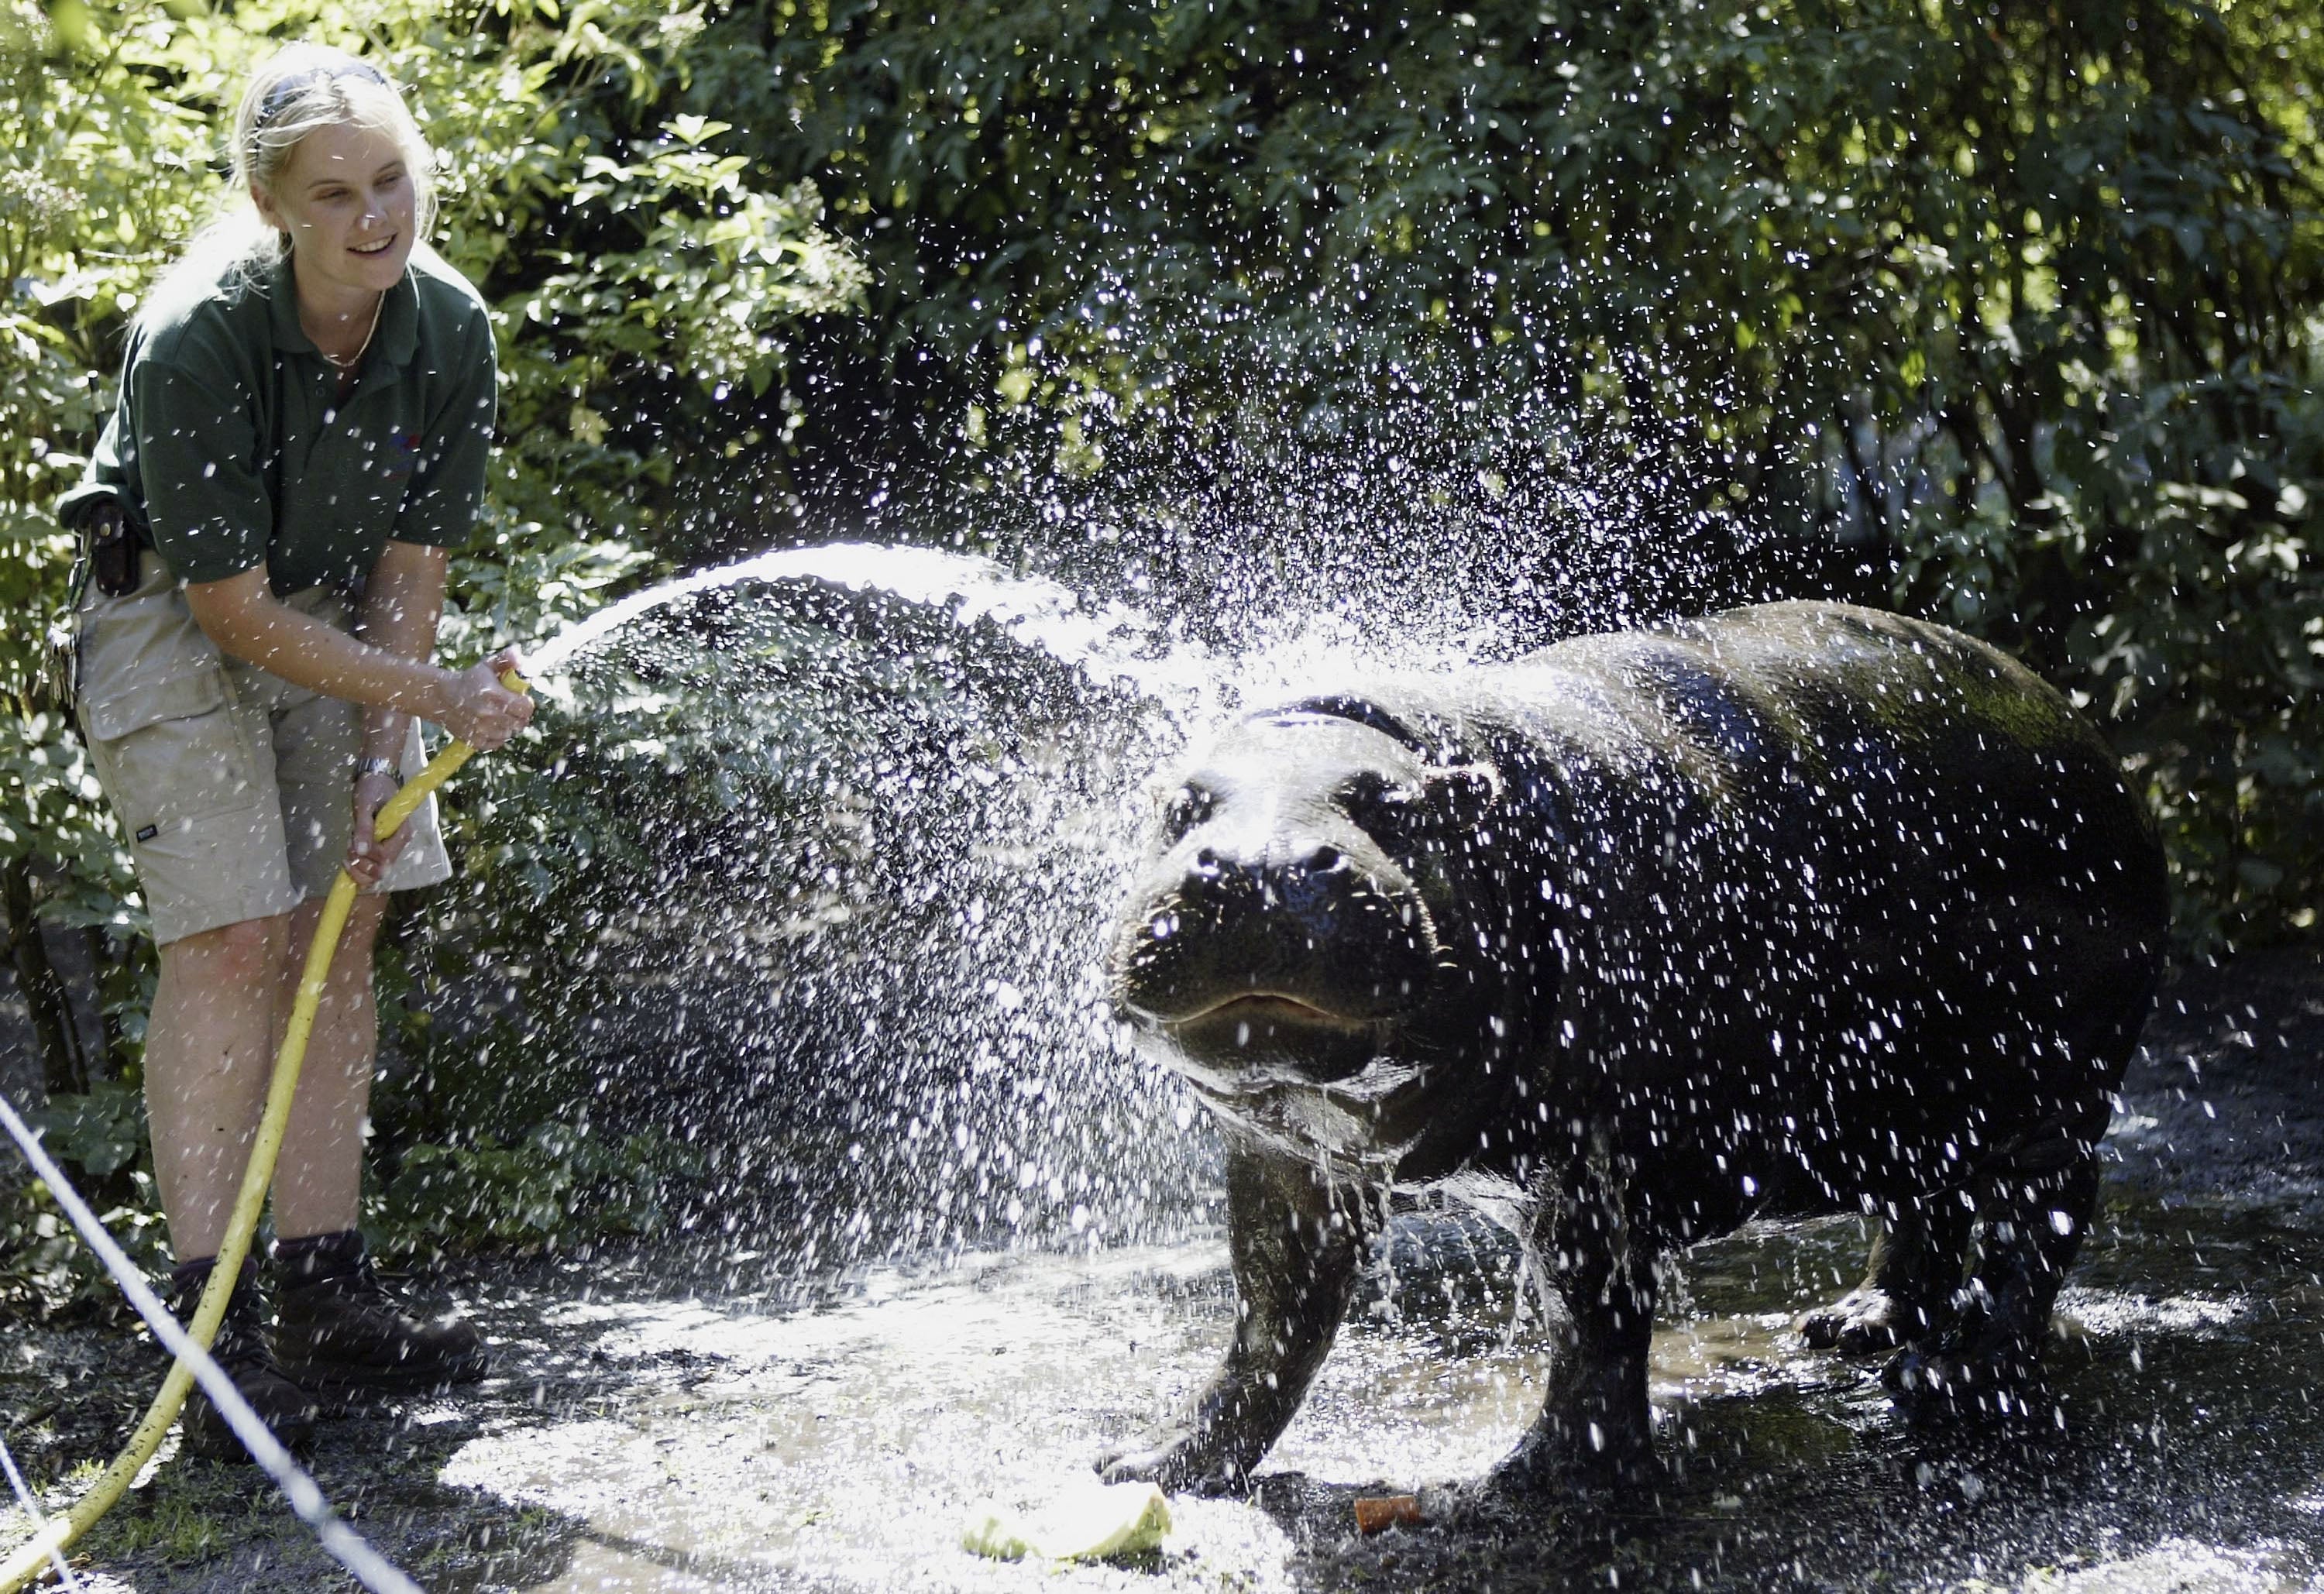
[0,673,526,1592]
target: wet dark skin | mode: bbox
[1101,600,2168,1497]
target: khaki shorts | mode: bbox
[74,552,452,947]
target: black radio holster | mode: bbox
[88,501,137,599]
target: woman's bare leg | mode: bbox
[266,888,488,1392]
[270,892,390,1242]
[145,914,291,1262]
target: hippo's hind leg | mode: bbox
[1886,1108,2105,1422]
[1800,1195,1972,1354]
[1098,1141,1370,1496]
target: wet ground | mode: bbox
[6,947,2324,1592]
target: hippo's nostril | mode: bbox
[1305,845,1343,872]
[1193,847,1222,874]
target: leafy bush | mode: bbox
[0,1083,166,1320]
[729,0,2324,949]
[370,1124,696,1258]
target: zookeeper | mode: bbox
[56,42,534,1461]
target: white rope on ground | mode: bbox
[0,1435,81,1592]
[0,1094,425,1594]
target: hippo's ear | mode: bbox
[1422,762,1501,823]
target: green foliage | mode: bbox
[731,0,2324,948]
[0,3,176,969]
[370,1124,696,1259]
[0,1167,168,1323]
[406,2,865,594]
[29,1080,146,1179]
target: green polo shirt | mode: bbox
[64,242,497,596]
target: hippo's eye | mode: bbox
[1157,785,1215,843]
[1337,771,1422,851]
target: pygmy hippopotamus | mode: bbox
[1100,599,2167,1496]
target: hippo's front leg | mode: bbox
[1494,1156,1662,1494]
[1102,1141,1370,1496]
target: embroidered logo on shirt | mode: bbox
[382,431,422,476]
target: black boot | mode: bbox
[166,1256,318,1463]
[271,1230,489,1395]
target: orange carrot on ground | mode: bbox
[1353,1495,1425,1534]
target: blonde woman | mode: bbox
[59,43,533,1459]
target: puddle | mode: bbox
[374,1190,2324,1594]
[9,1186,2323,1592]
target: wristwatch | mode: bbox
[356,757,401,784]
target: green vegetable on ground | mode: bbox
[960,1480,1172,1563]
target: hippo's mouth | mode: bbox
[1133,991,1397,1087]
[1161,992,1379,1033]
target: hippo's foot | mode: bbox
[1486,1427,1654,1501]
[1800,1287,1915,1353]
[1096,1433,1251,1497]
[1882,1321,2051,1426]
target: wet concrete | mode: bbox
[6,950,2324,1592]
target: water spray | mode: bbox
[0,673,528,1594]
[0,543,1231,1585]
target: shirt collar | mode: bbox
[265,253,421,369]
[265,254,311,354]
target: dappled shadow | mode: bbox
[0,1273,618,1592]
[1244,1243,2324,1592]
[9,953,2324,1592]
[1227,1018,2324,1594]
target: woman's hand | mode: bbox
[346,769,411,888]
[434,646,535,750]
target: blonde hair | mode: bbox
[149,43,436,311]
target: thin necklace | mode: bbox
[321,292,384,373]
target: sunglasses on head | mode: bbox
[254,60,391,129]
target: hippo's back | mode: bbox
[1529,602,2103,795]
[1483,601,2167,1089]
[1515,602,2157,894]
